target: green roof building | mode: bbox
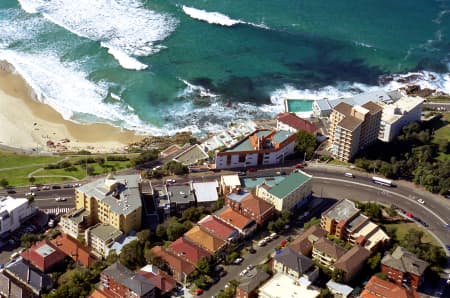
[256,170,312,211]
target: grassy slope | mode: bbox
[382,222,439,247]
[432,112,450,160]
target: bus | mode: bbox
[371,176,392,187]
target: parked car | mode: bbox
[195,288,203,296]
[247,247,256,254]
[63,184,73,188]
[294,163,304,169]
[42,185,51,190]
[52,185,61,189]
[417,198,425,204]
[270,232,278,240]
[247,167,257,172]
[233,257,244,265]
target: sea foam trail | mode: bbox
[17,0,178,71]
[182,5,269,29]
[179,79,218,98]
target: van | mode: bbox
[344,173,354,178]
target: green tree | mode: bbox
[0,178,9,188]
[155,224,167,240]
[197,257,211,275]
[331,268,346,283]
[319,288,333,298]
[304,217,320,229]
[295,130,318,160]
[137,229,151,244]
[167,220,189,241]
[119,240,145,270]
[164,160,189,175]
[375,272,387,280]
[21,233,42,248]
[182,207,207,222]
[86,165,95,176]
[29,176,36,184]
[367,252,382,271]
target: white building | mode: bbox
[259,273,320,298]
[215,130,296,170]
[255,170,312,211]
[0,196,36,237]
[85,223,123,257]
[59,208,91,240]
[378,96,424,142]
[192,180,219,205]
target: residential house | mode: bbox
[168,237,212,265]
[236,269,270,298]
[0,270,35,298]
[219,174,241,195]
[289,225,328,256]
[378,96,424,142]
[160,144,182,159]
[326,280,353,298]
[381,246,429,291]
[0,196,37,237]
[99,262,156,298]
[312,238,347,268]
[361,275,409,298]
[215,206,257,237]
[273,247,319,282]
[184,226,226,254]
[226,191,274,225]
[276,112,318,134]
[138,265,177,297]
[255,170,313,211]
[328,101,382,161]
[150,246,196,283]
[197,215,239,241]
[215,130,297,170]
[21,240,66,273]
[85,223,123,258]
[50,232,97,267]
[164,184,195,215]
[334,246,371,283]
[75,174,143,234]
[259,273,320,298]
[192,180,219,207]
[3,258,53,297]
[59,208,91,240]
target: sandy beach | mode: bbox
[0,61,144,154]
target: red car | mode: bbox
[280,239,288,247]
[195,288,203,296]
[294,164,304,169]
[247,167,257,172]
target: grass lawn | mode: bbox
[432,112,450,160]
[0,166,43,186]
[37,161,132,179]
[382,222,440,247]
[0,150,61,168]
[328,159,350,166]
[427,96,450,103]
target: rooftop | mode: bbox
[50,233,96,267]
[259,273,320,298]
[338,116,363,131]
[166,184,195,205]
[220,174,241,187]
[198,215,239,241]
[323,199,359,222]
[238,269,270,293]
[173,144,209,166]
[313,238,347,259]
[289,225,328,255]
[0,196,30,215]
[102,262,155,296]
[76,174,142,216]
[242,175,286,190]
[88,223,123,242]
[240,193,274,217]
[363,228,390,251]
[381,246,429,276]
[266,170,312,199]
[138,265,177,294]
[5,258,53,294]
[184,226,226,253]
[326,280,353,297]
[223,130,294,153]
[168,237,212,265]
[150,246,195,276]
[192,181,219,203]
[334,246,370,274]
[62,208,90,225]
[277,113,317,133]
[216,206,256,231]
[274,247,314,274]
[361,275,409,298]
[362,101,383,114]
[380,96,424,124]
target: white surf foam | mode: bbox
[179,79,218,98]
[354,41,374,48]
[182,5,270,30]
[17,0,178,70]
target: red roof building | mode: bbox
[168,237,212,265]
[138,264,177,295]
[21,240,66,273]
[226,192,274,225]
[277,112,318,134]
[216,206,257,237]
[50,233,96,267]
[361,276,413,298]
[150,246,195,283]
[197,215,239,241]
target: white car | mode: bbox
[417,198,425,204]
[233,257,244,265]
[25,192,35,196]
[55,197,67,202]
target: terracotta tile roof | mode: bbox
[338,116,363,131]
[150,246,195,277]
[184,226,226,253]
[289,225,327,256]
[216,206,255,231]
[198,215,239,241]
[333,102,353,116]
[168,237,212,265]
[21,239,66,273]
[277,112,317,134]
[138,267,177,294]
[313,238,347,259]
[361,276,409,298]
[90,288,110,298]
[334,246,370,274]
[50,233,96,267]
[240,194,274,218]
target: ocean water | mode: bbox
[1,0,449,136]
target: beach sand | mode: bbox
[0,61,144,153]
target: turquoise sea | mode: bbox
[1,0,449,135]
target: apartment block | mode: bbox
[85,223,123,257]
[215,130,296,170]
[0,196,37,237]
[226,191,274,225]
[75,174,142,234]
[59,208,91,240]
[328,101,382,161]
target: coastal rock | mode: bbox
[401,85,435,97]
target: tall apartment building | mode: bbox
[328,101,382,161]
[0,196,37,237]
[378,96,424,142]
[75,174,142,234]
